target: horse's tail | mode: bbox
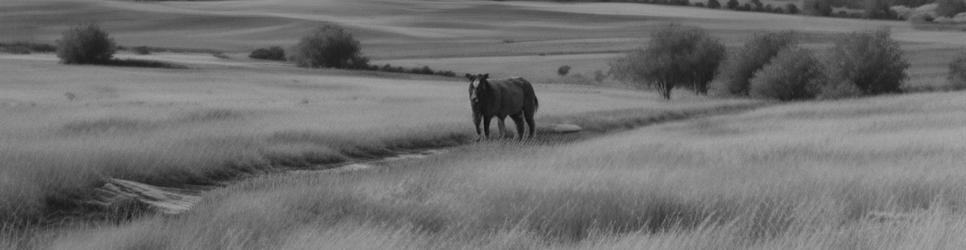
[518,77,538,113]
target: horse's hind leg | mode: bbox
[510,113,525,141]
[524,110,536,139]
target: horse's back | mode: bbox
[488,77,536,115]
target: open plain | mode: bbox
[2,0,966,249]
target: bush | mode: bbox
[708,0,722,9]
[132,46,151,55]
[864,0,896,19]
[936,0,966,17]
[714,31,798,96]
[741,3,754,11]
[56,24,116,64]
[947,52,966,90]
[610,24,724,99]
[751,0,765,11]
[558,65,571,76]
[694,2,706,7]
[0,42,57,54]
[291,25,363,69]
[594,70,608,83]
[249,46,285,61]
[787,3,800,14]
[820,29,909,97]
[726,0,740,9]
[803,0,833,16]
[749,48,826,100]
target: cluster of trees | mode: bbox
[548,0,959,20]
[249,25,457,77]
[610,24,912,100]
[717,0,800,13]
[610,24,725,99]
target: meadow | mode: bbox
[2,0,966,249]
[22,87,966,250]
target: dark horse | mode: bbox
[466,73,539,140]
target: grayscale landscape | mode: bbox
[2,0,966,249]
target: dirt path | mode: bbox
[87,102,766,219]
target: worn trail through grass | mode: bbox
[80,101,766,223]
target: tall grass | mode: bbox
[0,57,752,228]
[23,91,966,249]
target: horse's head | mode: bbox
[466,73,490,105]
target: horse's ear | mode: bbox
[465,73,474,80]
[482,74,490,79]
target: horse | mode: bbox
[466,73,539,141]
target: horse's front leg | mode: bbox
[497,116,507,139]
[482,116,493,140]
[473,114,483,141]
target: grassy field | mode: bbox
[0,52,758,225]
[3,0,966,249]
[3,0,964,86]
[21,89,966,250]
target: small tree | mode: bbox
[291,25,363,69]
[557,65,571,76]
[708,0,722,9]
[687,36,727,95]
[936,0,966,17]
[749,48,826,100]
[610,24,722,99]
[57,24,116,64]
[751,0,765,11]
[803,0,833,16]
[726,0,740,9]
[864,0,895,19]
[714,31,798,96]
[821,29,909,97]
[249,46,286,61]
[787,3,800,14]
[948,52,966,90]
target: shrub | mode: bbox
[820,29,908,97]
[726,0,740,9]
[557,65,571,76]
[0,42,57,54]
[249,46,285,61]
[947,52,966,90]
[751,0,765,11]
[56,24,116,64]
[594,70,608,83]
[714,31,798,96]
[132,46,151,55]
[803,0,833,16]
[708,0,722,9]
[935,0,966,17]
[610,24,723,99]
[864,0,896,19]
[749,48,826,100]
[694,2,706,7]
[291,25,363,69]
[787,3,800,14]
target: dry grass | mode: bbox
[14,90,966,249]
[0,54,754,227]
